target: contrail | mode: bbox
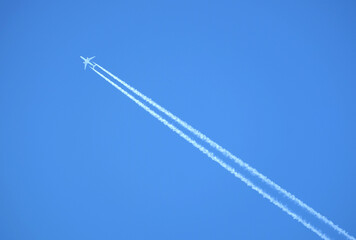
[90,67,329,240]
[95,63,355,240]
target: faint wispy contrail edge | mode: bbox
[94,64,354,240]
[90,67,329,240]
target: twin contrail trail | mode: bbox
[93,64,354,240]
[90,67,329,240]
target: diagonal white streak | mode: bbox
[91,67,329,240]
[94,64,355,240]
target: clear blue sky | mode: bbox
[1,1,355,239]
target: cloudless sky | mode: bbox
[1,1,355,239]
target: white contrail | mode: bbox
[90,67,329,240]
[94,63,355,240]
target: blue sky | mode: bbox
[1,1,355,239]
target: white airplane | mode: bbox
[80,56,95,70]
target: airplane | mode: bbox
[80,56,95,70]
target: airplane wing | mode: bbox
[89,56,95,61]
